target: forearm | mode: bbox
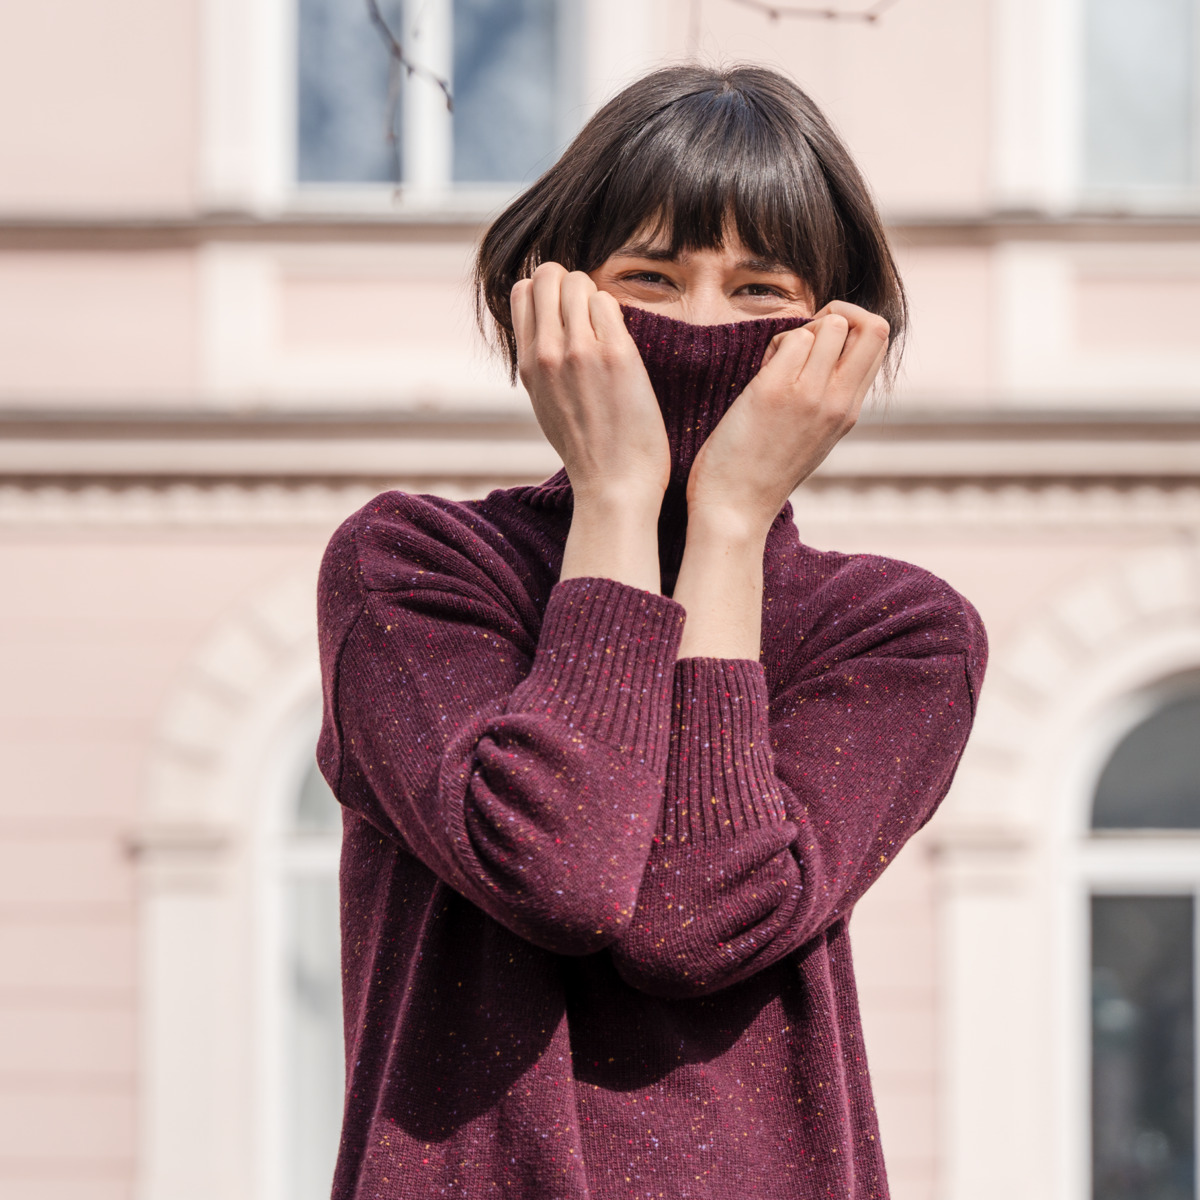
[559,485,664,595]
[672,505,769,660]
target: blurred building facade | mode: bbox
[2,1,1200,1198]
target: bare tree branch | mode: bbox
[366,0,454,112]
[727,0,902,22]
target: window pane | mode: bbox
[296,761,342,834]
[1093,694,1200,829]
[452,0,558,183]
[284,875,344,1200]
[298,0,397,183]
[1092,895,1194,1200]
[1083,0,1195,190]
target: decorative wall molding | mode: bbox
[4,478,1200,529]
[4,212,1200,249]
[3,411,1198,488]
[946,540,1200,834]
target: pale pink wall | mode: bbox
[0,0,198,214]
[0,252,198,405]
[0,531,330,1200]
[851,826,940,1199]
[891,245,994,404]
[657,0,992,215]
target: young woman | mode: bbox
[317,65,986,1199]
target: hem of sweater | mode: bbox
[508,576,686,768]
[662,656,789,844]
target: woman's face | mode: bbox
[587,227,814,325]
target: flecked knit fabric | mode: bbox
[316,308,988,1199]
[535,307,814,590]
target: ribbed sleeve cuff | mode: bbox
[510,577,686,767]
[661,658,788,845]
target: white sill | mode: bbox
[1074,187,1200,218]
[286,182,526,223]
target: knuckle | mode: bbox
[533,346,561,372]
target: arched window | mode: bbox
[276,756,344,1200]
[1089,683,1200,1200]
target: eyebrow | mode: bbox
[610,244,794,274]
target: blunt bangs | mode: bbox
[475,65,906,382]
[582,85,843,305]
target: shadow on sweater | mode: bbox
[565,951,801,1093]
[372,890,800,1143]
[374,891,570,1143]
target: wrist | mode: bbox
[570,477,665,522]
[683,500,773,551]
[561,485,663,594]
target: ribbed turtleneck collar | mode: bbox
[517,305,812,592]
[621,306,813,488]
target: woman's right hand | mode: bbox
[511,263,670,512]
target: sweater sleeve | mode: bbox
[317,496,686,957]
[609,562,986,998]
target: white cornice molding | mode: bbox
[3,412,1200,485]
[4,434,1200,481]
[3,478,1200,529]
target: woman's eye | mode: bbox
[740,283,786,297]
[623,271,671,285]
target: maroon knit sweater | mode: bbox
[316,307,987,1200]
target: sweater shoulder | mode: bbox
[775,542,988,690]
[317,488,553,649]
[321,489,513,591]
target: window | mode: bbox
[1082,0,1200,204]
[1089,685,1200,1200]
[297,0,581,192]
[279,760,344,1200]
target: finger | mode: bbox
[755,324,817,383]
[846,335,889,417]
[832,312,889,395]
[811,301,888,368]
[530,262,568,351]
[830,302,889,363]
[588,288,631,343]
[511,279,535,362]
[560,271,598,343]
[794,312,850,389]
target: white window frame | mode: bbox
[991,0,1200,215]
[256,701,343,1200]
[1064,675,1200,1200]
[934,542,1200,1200]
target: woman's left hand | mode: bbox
[685,300,890,536]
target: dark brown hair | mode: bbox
[474,63,907,382]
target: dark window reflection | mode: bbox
[298,0,568,186]
[452,0,559,183]
[1093,694,1200,829]
[1092,895,1194,1200]
[297,0,398,183]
